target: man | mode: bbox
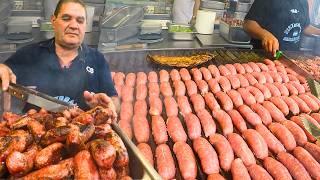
[172,0,201,25]
[0,0,120,113]
[243,0,320,57]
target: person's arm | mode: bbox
[243,20,279,56]
[192,0,200,19]
[304,24,320,36]
[0,64,16,91]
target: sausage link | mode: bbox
[243,73,258,85]
[208,65,221,78]
[164,97,178,117]
[218,65,231,76]
[184,113,202,140]
[257,62,269,72]
[148,71,158,83]
[148,82,160,97]
[185,80,198,96]
[238,104,262,126]
[212,109,233,136]
[246,86,264,103]
[218,76,232,92]
[215,91,234,111]
[252,72,266,84]
[291,95,312,113]
[281,120,307,146]
[227,109,247,133]
[177,96,192,116]
[170,69,181,81]
[262,101,286,123]
[250,103,272,125]
[74,150,99,180]
[136,84,147,100]
[280,96,300,115]
[268,123,296,151]
[304,142,320,163]
[226,75,241,89]
[298,94,319,112]
[200,67,212,81]
[160,82,173,97]
[293,146,320,179]
[136,72,147,85]
[149,96,162,116]
[237,88,256,106]
[151,116,168,145]
[190,68,203,81]
[225,64,237,75]
[285,83,299,95]
[255,124,286,154]
[247,164,273,180]
[231,158,251,180]
[190,93,206,113]
[120,102,133,121]
[242,63,254,73]
[263,157,292,180]
[196,109,216,137]
[227,89,244,108]
[237,74,250,88]
[137,143,154,167]
[204,92,221,111]
[155,144,176,179]
[179,68,192,81]
[265,83,282,97]
[269,97,290,116]
[234,63,246,74]
[290,116,317,142]
[248,62,261,72]
[166,116,187,142]
[173,142,197,179]
[173,80,186,97]
[196,80,209,95]
[125,73,136,87]
[273,82,290,96]
[207,79,221,94]
[159,69,170,83]
[254,83,272,100]
[132,115,150,143]
[242,129,268,159]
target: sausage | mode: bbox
[196,109,216,137]
[204,92,221,111]
[257,62,269,72]
[242,63,254,73]
[262,72,274,83]
[208,64,221,78]
[254,83,272,100]
[218,65,231,76]
[134,100,148,117]
[177,96,192,116]
[74,150,99,180]
[173,142,197,179]
[164,97,178,117]
[190,94,206,112]
[215,91,233,111]
[114,85,122,98]
[265,83,282,97]
[246,86,264,103]
[268,123,296,151]
[207,173,226,180]
[225,64,237,75]
[268,72,282,83]
[297,75,307,84]
[237,74,250,88]
[255,124,286,154]
[132,115,150,143]
[243,73,258,85]
[209,134,234,172]
[231,158,251,180]
[22,158,74,180]
[226,75,241,89]
[290,116,317,142]
[227,89,244,108]
[155,144,176,179]
[242,129,268,159]
[137,143,154,167]
[277,151,311,180]
[121,85,134,102]
[304,142,320,163]
[125,73,136,87]
[263,59,275,66]
[285,83,299,95]
[88,139,116,169]
[114,72,125,86]
[185,80,198,96]
[237,88,256,106]
[227,133,256,166]
[148,71,158,83]
[173,80,186,97]
[218,76,232,92]
[179,68,192,81]
[252,72,266,84]
[281,120,307,146]
[99,168,116,180]
[269,97,290,116]
[184,113,202,140]
[118,120,132,140]
[136,84,147,100]
[301,114,320,128]
[34,143,64,169]
[193,137,219,174]
[149,96,162,116]
[190,68,203,81]
[166,116,187,142]
[200,67,212,81]
[151,116,168,145]
[250,103,272,125]
[196,80,209,95]
[291,81,306,94]
[248,62,261,72]
[287,74,300,83]
[238,104,262,126]
[306,92,320,107]
[285,67,298,75]
[273,82,289,96]
[227,109,247,133]
[262,101,286,123]
[267,64,277,72]
[291,95,312,113]
[160,82,173,97]
[136,72,147,85]
[298,94,319,112]
[293,146,320,179]
[311,113,320,124]
[263,157,292,180]
[159,69,170,83]
[280,96,300,115]
[148,82,160,97]
[207,78,221,94]
[212,109,233,136]
[234,63,246,74]
[278,72,289,83]
[247,164,273,180]
[27,119,45,141]
[170,69,181,81]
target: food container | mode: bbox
[201,0,225,10]
[168,23,197,40]
[219,20,251,44]
[99,22,142,43]
[200,8,226,24]
[313,35,320,56]
[300,34,316,51]
[229,1,252,12]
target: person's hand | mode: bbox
[261,31,279,57]
[83,91,116,114]
[0,64,16,91]
[190,17,196,26]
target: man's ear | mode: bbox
[50,15,56,24]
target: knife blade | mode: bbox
[3,82,74,112]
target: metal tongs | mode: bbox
[2,82,75,112]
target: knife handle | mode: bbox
[7,85,28,101]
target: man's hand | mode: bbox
[0,64,16,91]
[261,31,279,57]
[83,91,116,115]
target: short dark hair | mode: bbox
[54,0,86,17]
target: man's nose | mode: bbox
[68,19,79,29]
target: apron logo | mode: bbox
[86,66,94,74]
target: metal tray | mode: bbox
[168,23,197,41]
[201,0,225,10]
[219,20,251,44]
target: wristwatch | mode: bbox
[192,15,196,19]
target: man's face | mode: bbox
[51,2,86,49]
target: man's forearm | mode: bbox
[243,20,271,40]
[304,25,320,36]
[193,0,201,18]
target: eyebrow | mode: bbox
[60,14,85,20]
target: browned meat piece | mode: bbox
[74,150,99,180]
[72,113,94,124]
[88,139,116,169]
[34,142,64,169]
[99,167,116,180]
[27,119,45,142]
[2,112,21,127]
[40,126,70,146]
[66,124,82,155]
